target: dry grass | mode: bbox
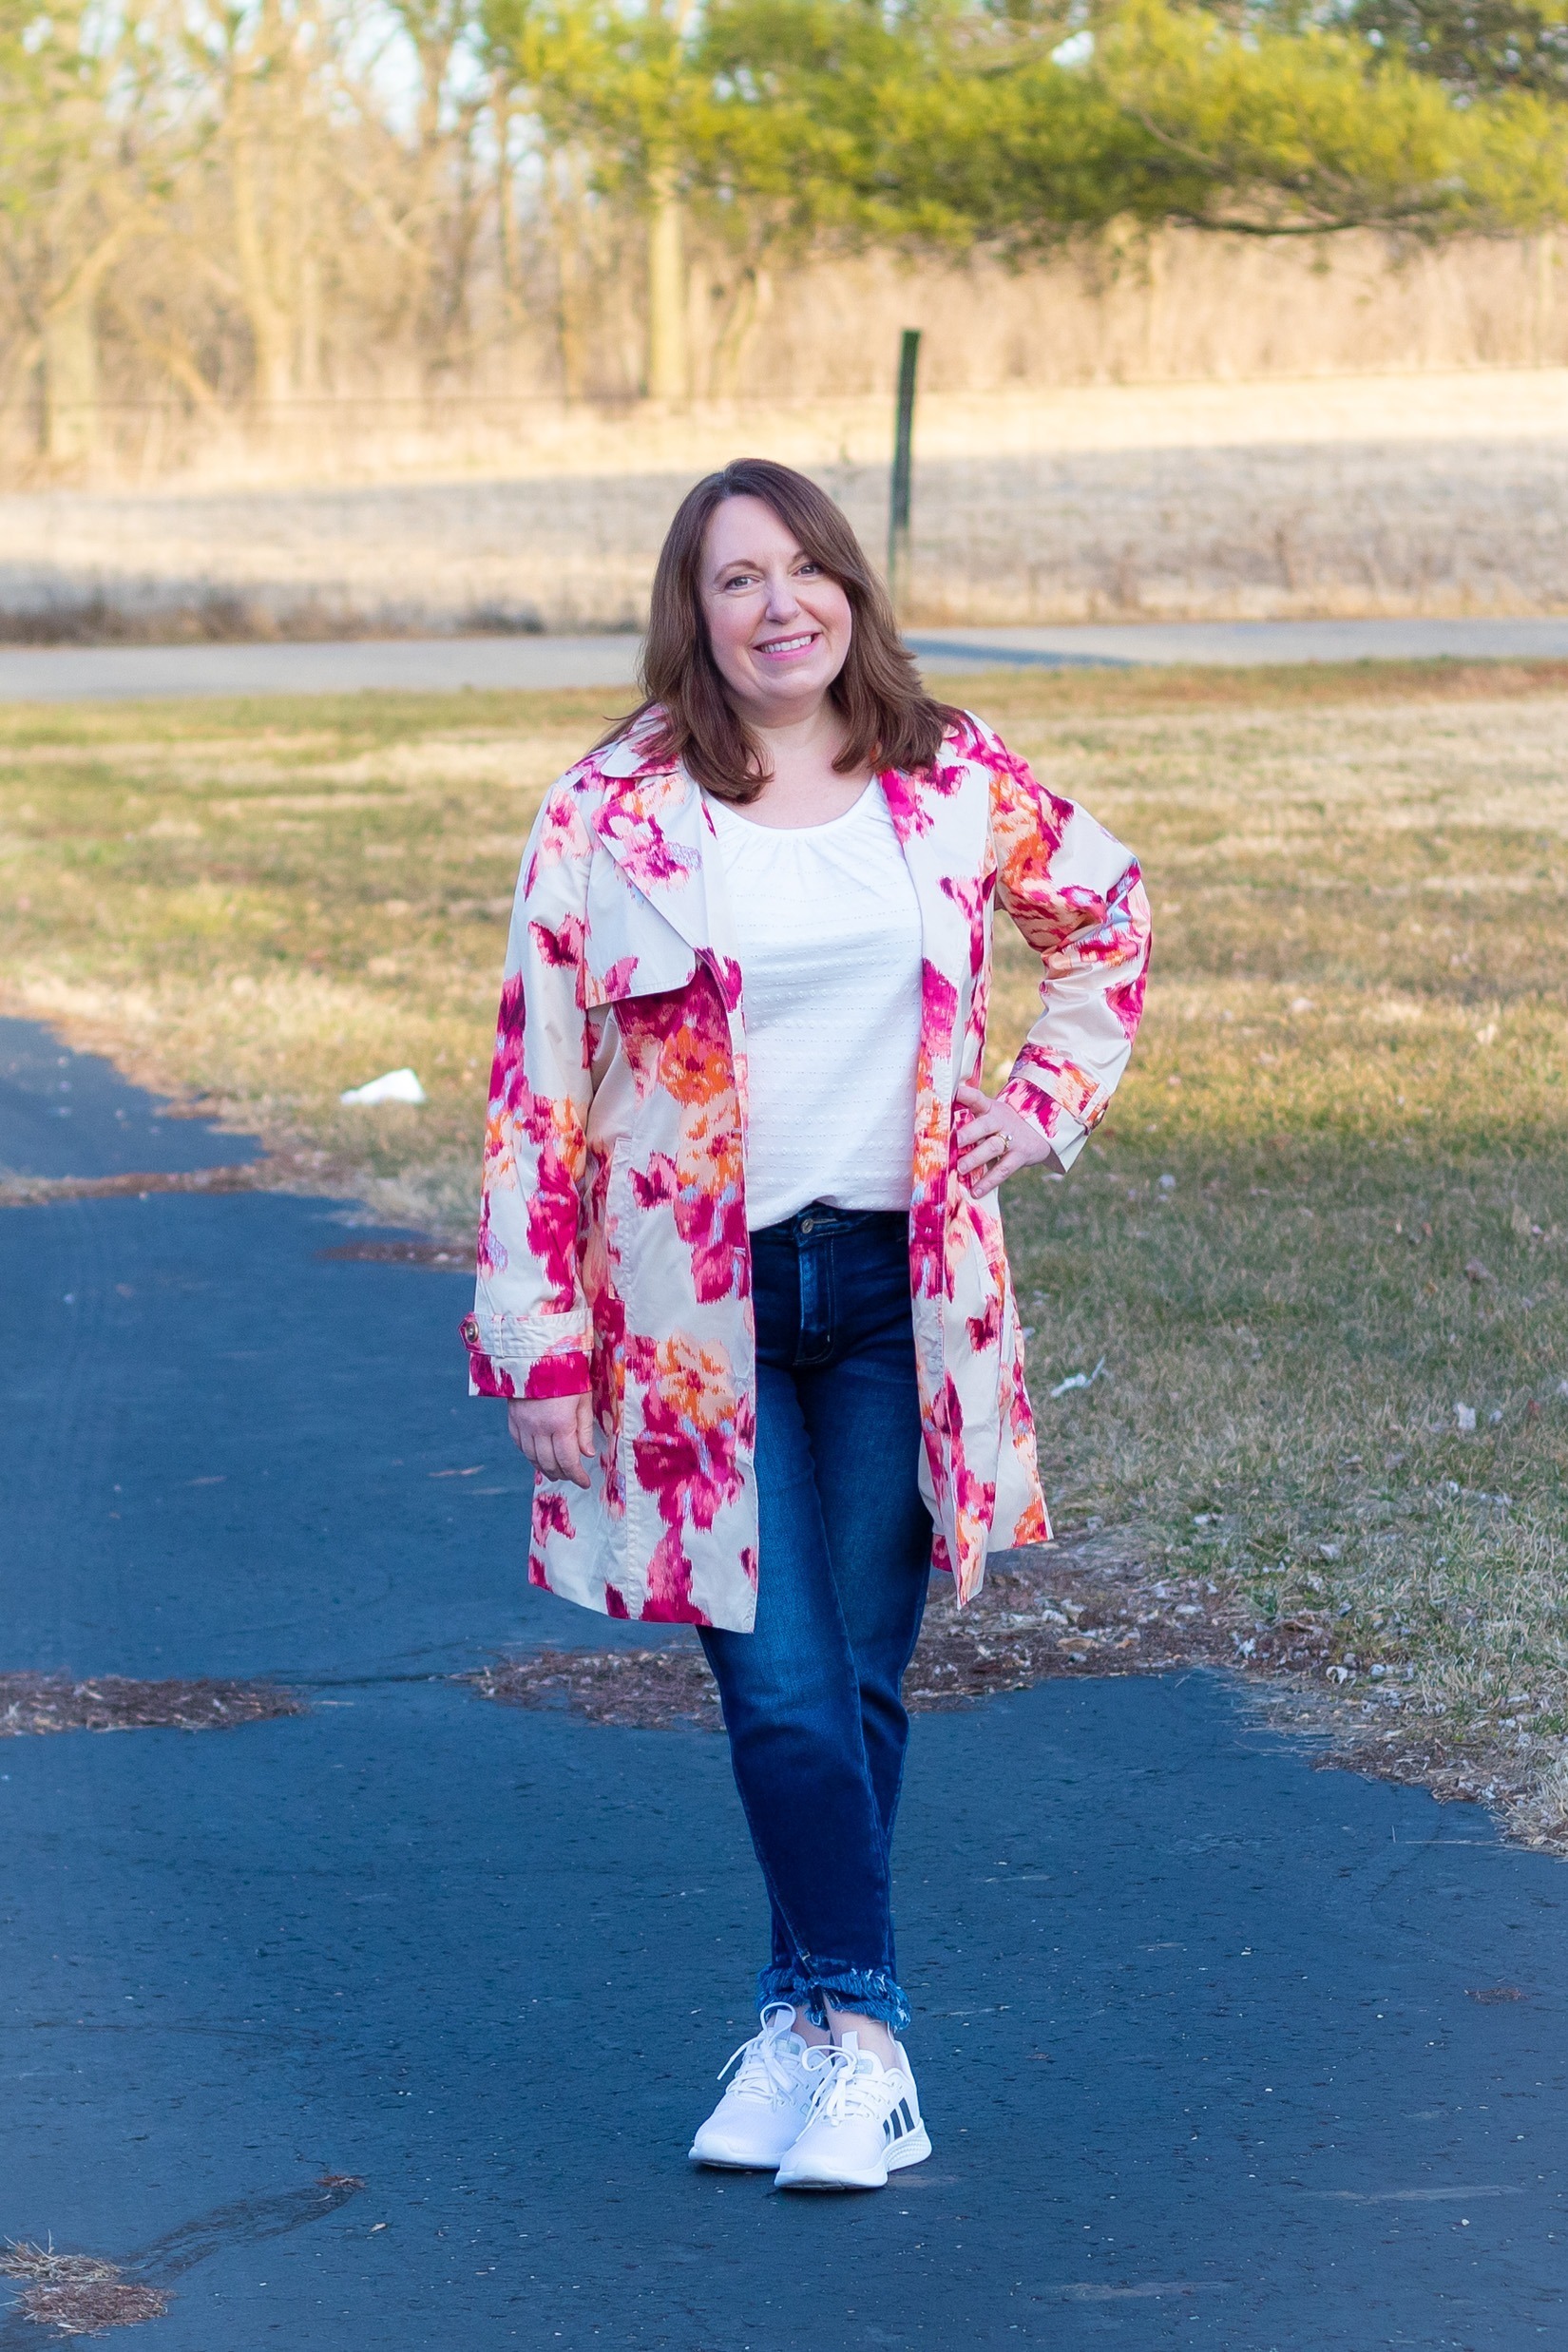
[0,1673,306,1736]
[9,370,1568,634]
[468,1536,1568,1839]
[21,234,1568,494]
[469,1647,723,1731]
[465,1539,1322,1735]
[974,665,1568,1846]
[0,684,602,1233]
[0,661,1565,1835]
[316,1237,473,1268]
[0,1164,262,1205]
[1,2246,168,2337]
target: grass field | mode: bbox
[1,661,1565,1834]
[11,372,1568,638]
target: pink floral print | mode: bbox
[466,708,1149,1629]
[617,978,750,1305]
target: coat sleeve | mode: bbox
[461,777,597,1401]
[982,723,1152,1172]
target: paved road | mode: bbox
[3,1023,1565,2349]
[911,616,1568,670]
[2,616,1567,701]
[0,1018,263,1180]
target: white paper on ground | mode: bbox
[340,1067,426,1106]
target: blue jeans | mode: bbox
[698,1204,933,2036]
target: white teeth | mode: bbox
[758,635,813,655]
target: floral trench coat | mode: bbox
[462,708,1151,1634]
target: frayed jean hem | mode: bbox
[757,1959,910,2038]
[757,1961,810,2013]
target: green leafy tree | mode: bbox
[693,0,1568,254]
[1346,0,1568,99]
[1091,0,1562,237]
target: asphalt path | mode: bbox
[3,1022,1566,2349]
[3,615,1568,700]
[0,1018,264,1181]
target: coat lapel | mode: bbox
[591,739,974,1045]
[590,740,718,966]
[878,760,987,1576]
[588,738,749,1112]
[878,763,982,1102]
[587,740,985,1214]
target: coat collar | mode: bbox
[588,734,745,1010]
[586,720,977,1053]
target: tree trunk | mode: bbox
[1143,230,1167,378]
[646,174,688,403]
[546,159,591,400]
[229,109,294,410]
[41,296,99,465]
[494,78,517,314]
[298,251,322,395]
[1534,234,1558,369]
[710,263,772,398]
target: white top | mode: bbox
[706,784,923,1233]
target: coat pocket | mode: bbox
[583,851,697,1007]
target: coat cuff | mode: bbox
[998,1074,1090,1173]
[460,1312,591,1401]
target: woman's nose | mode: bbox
[762,570,802,619]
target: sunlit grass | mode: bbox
[0,689,606,1232]
[978,664,1568,1826]
[1,659,1565,1824]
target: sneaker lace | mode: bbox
[716,2003,801,2103]
[800,2043,886,2128]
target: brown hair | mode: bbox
[602,457,957,803]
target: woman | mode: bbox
[461,458,1150,2191]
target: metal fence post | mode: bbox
[888,328,921,618]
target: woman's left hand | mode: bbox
[954,1080,1055,1197]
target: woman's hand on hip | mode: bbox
[954,1080,1054,1197]
[507,1392,594,1488]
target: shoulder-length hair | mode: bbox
[602,457,957,803]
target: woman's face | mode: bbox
[698,494,853,724]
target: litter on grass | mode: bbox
[1051,1357,1108,1399]
[1455,1403,1478,1432]
[339,1068,426,1107]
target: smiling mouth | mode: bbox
[754,631,820,659]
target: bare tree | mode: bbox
[0,0,185,460]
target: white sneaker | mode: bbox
[688,2004,818,2170]
[774,2032,931,2190]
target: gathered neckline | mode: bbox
[706,782,879,840]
